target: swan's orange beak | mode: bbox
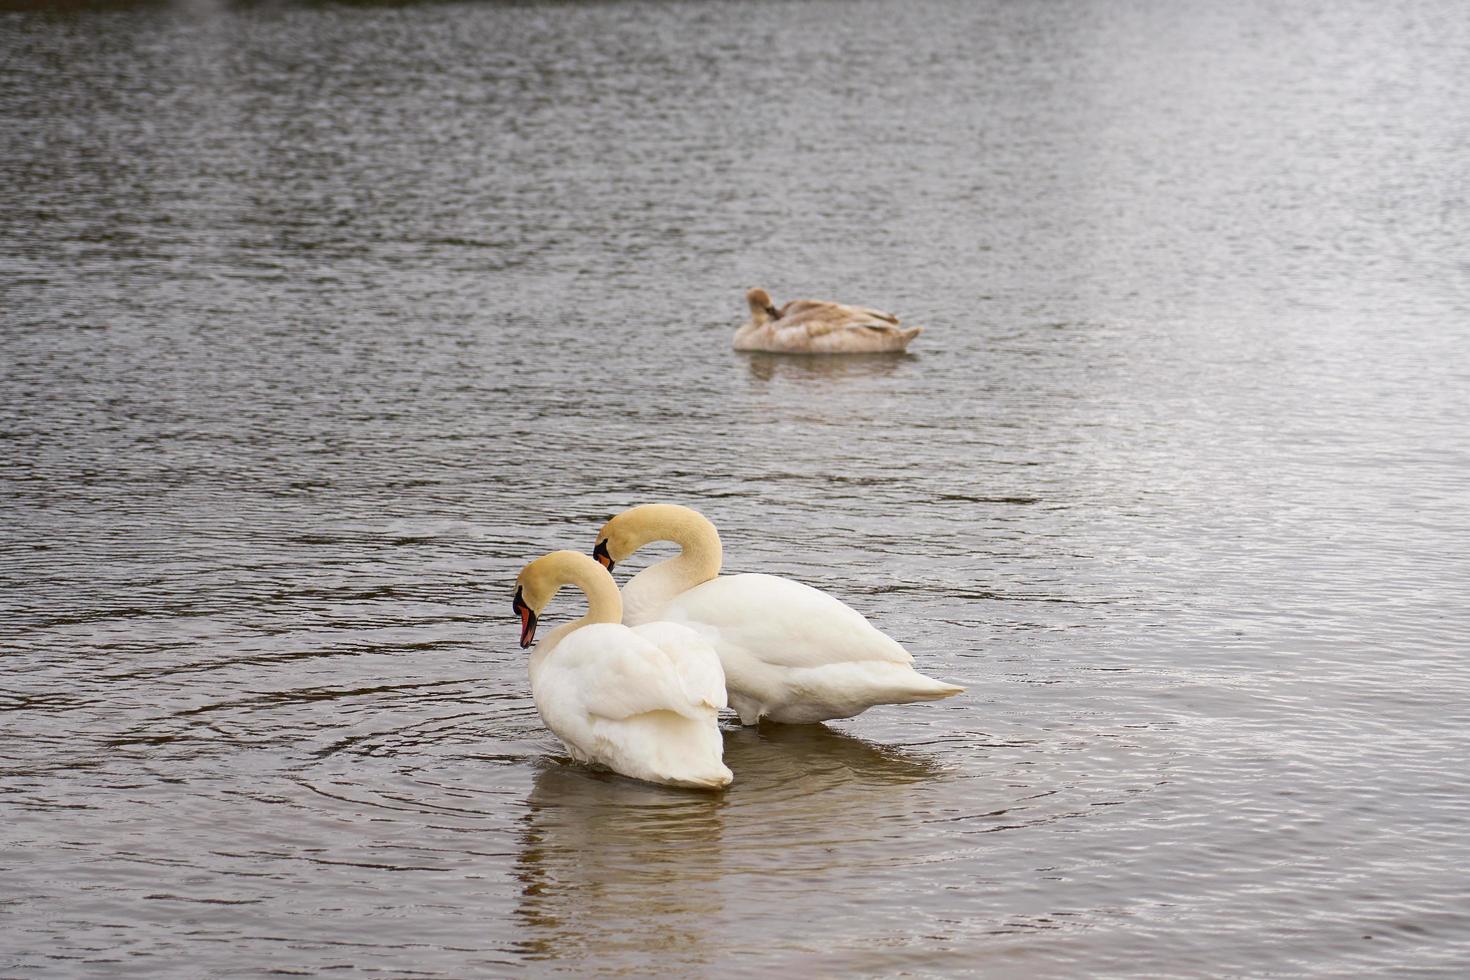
[592,539,615,572]
[513,586,537,649]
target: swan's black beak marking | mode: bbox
[513,586,538,649]
[765,304,780,320]
[592,539,614,572]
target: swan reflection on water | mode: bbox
[741,350,918,385]
[510,724,942,969]
[510,762,725,970]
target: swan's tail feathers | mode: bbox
[654,747,733,790]
[885,324,923,351]
[670,763,735,790]
[855,323,922,351]
[597,709,733,790]
[896,671,964,703]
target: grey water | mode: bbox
[3,0,1469,975]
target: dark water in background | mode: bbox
[3,0,1469,974]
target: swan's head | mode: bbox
[513,552,577,649]
[593,503,720,574]
[592,536,616,572]
[591,519,634,573]
[746,287,780,324]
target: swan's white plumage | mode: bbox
[633,620,729,712]
[646,574,963,725]
[530,623,731,788]
[596,506,964,725]
[518,552,732,789]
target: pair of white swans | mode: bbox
[733,288,924,353]
[513,504,963,789]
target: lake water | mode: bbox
[3,0,1469,975]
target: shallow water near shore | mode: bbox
[3,0,1469,975]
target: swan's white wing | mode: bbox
[543,623,711,723]
[534,623,732,788]
[661,573,912,669]
[630,621,728,712]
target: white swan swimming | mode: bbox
[591,505,964,725]
[513,550,733,789]
[734,287,924,354]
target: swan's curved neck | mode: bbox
[749,305,780,326]
[533,551,622,655]
[637,506,722,587]
[617,505,723,620]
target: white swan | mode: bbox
[734,287,924,354]
[513,550,733,789]
[591,505,964,725]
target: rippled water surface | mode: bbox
[4,0,1470,975]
